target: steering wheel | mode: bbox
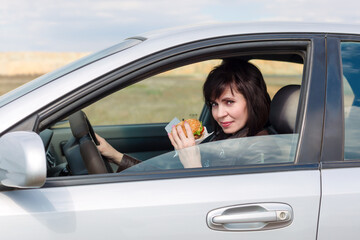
[68,111,113,174]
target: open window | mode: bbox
[40,40,307,178]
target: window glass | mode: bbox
[341,42,360,160]
[121,134,299,173]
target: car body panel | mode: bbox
[318,168,360,240]
[0,170,320,239]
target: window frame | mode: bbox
[39,33,325,187]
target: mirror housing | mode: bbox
[0,131,46,188]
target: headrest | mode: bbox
[269,85,300,134]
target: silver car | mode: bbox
[1,22,359,239]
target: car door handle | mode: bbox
[212,210,290,224]
[207,203,293,231]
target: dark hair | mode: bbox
[203,59,271,136]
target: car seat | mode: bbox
[269,84,301,134]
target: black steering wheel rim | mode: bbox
[68,111,113,174]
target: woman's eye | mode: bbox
[226,100,234,105]
[211,102,218,107]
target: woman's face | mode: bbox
[211,86,248,134]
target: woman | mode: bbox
[97,59,270,170]
[168,59,271,167]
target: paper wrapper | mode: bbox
[194,126,212,144]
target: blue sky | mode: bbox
[1,0,360,52]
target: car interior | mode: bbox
[40,53,304,178]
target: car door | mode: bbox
[317,35,360,239]
[0,34,325,239]
[1,168,320,240]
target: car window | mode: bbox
[86,58,302,170]
[341,42,360,160]
[45,56,304,178]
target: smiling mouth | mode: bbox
[221,122,232,128]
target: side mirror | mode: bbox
[0,131,46,188]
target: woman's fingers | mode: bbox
[95,133,116,158]
[95,133,105,151]
[171,126,183,148]
[95,133,106,146]
[168,131,178,149]
[168,122,195,150]
[184,122,195,142]
[95,133,103,141]
[176,125,187,141]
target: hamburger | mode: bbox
[175,119,204,139]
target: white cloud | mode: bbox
[1,0,360,51]
[261,0,360,23]
[0,0,221,51]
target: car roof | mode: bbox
[138,21,360,43]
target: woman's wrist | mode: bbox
[112,152,124,165]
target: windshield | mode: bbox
[0,38,143,108]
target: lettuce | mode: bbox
[194,123,204,136]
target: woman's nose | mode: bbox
[215,105,227,118]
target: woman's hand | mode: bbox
[168,121,202,168]
[95,133,123,165]
[168,121,196,149]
